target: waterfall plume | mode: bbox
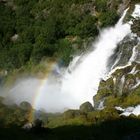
[2,8,132,113]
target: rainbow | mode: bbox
[28,60,58,122]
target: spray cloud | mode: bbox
[1,8,132,113]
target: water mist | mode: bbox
[3,8,131,112]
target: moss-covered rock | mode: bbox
[79,102,94,113]
[95,61,140,109]
[122,93,140,107]
[94,78,114,108]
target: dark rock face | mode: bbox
[79,102,94,113]
[132,19,140,37]
[111,36,138,69]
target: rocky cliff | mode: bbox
[94,3,140,112]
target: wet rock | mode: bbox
[112,36,138,68]
[94,78,114,108]
[131,19,140,37]
[94,61,140,108]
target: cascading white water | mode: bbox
[3,8,132,112]
[35,8,131,112]
[61,8,131,107]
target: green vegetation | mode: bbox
[94,78,114,102]
[99,10,119,28]
[122,86,140,107]
[0,0,119,72]
[95,0,108,12]
[1,96,140,140]
[94,62,140,109]
[0,101,30,127]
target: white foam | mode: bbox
[116,105,140,116]
[129,66,136,74]
[132,4,140,19]
[97,100,105,110]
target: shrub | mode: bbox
[99,10,119,28]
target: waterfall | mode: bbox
[4,8,132,112]
[60,8,131,108]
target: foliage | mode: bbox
[74,15,98,38]
[121,86,140,107]
[0,97,32,127]
[99,10,119,28]
[0,0,120,70]
[95,0,108,12]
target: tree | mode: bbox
[99,10,119,28]
[74,15,99,38]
